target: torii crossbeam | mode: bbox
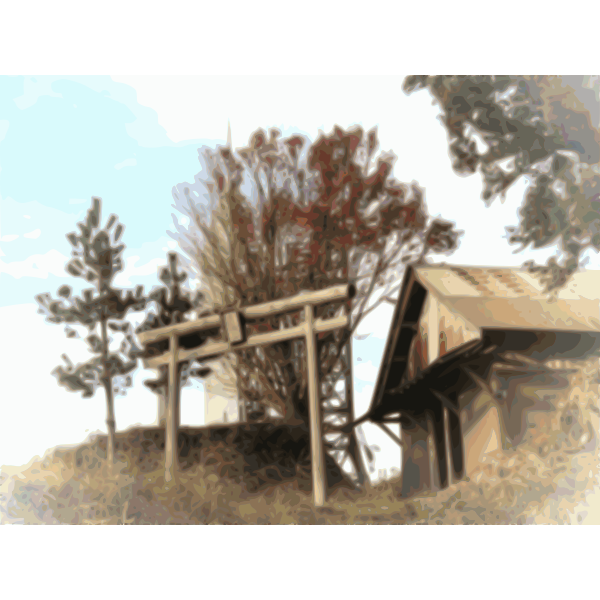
[138,284,357,507]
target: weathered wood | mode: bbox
[243,284,353,318]
[165,333,180,483]
[427,293,440,365]
[431,405,449,489]
[448,405,464,481]
[305,304,327,507]
[223,310,244,344]
[232,354,247,423]
[138,313,221,345]
[430,389,461,417]
[157,394,167,427]
[400,420,432,498]
[343,338,369,486]
[138,285,353,346]
[143,315,350,369]
[313,314,348,334]
[368,267,426,414]
[139,284,353,506]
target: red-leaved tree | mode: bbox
[172,125,459,481]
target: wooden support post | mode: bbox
[344,337,369,486]
[427,416,440,492]
[400,421,432,498]
[165,333,180,484]
[305,304,326,507]
[234,354,247,423]
[431,406,449,489]
[140,284,354,502]
[448,406,465,482]
[405,292,440,494]
[443,406,452,485]
[157,394,167,427]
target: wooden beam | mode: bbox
[430,389,460,417]
[391,355,408,363]
[165,333,180,483]
[143,315,350,369]
[138,313,221,345]
[144,341,229,369]
[138,285,353,346]
[343,338,369,487]
[447,398,465,482]
[400,419,432,498]
[368,268,425,414]
[305,303,327,507]
[427,293,440,365]
[139,283,354,508]
[157,394,167,427]
[431,406,449,489]
[243,284,353,318]
[223,310,245,344]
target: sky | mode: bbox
[1,74,598,475]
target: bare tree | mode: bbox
[171,125,458,481]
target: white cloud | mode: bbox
[23,228,41,239]
[0,249,69,279]
[356,384,374,400]
[113,255,164,286]
[355,303,395,340]
[354,384,375,415]
[0,234,18,242]
[161,239,178,252]
[23,215,31,219]
[113,75,412,147]
[114,157,137,170]
[13,77,63,110]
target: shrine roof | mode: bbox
[413,265,600,333]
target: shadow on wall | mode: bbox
[402,297,600,495]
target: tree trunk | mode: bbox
[103,378,116,466]
[100,314,116,466]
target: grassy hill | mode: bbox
[2,359,599,525]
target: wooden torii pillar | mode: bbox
[138,284,355,507]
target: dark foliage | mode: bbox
[404,75,600,290]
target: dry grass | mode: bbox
[2,359,598,525]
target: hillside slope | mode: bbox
[2,359,598,525]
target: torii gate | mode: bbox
[138,283,357,507]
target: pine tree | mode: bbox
[403,75,600,289]
[136,252,209,424]
[35,197,146,465]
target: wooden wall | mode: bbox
[400,290,506,497]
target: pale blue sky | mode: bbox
[1,74,597,474]
[0,75,223,306]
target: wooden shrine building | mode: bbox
[359,264,600,498]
